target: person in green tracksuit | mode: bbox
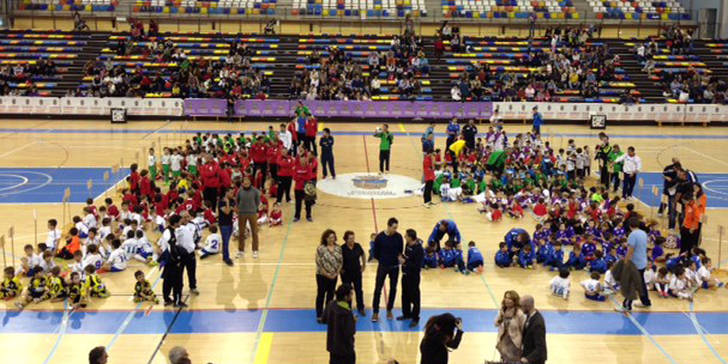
[148,148,157,181]
[608,144,625,193]
[373,124,393,174]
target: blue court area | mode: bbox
[0,168,128,204]
[2,308,728,336]
[634,173,728,209]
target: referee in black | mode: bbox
[398,228,424,328]
[595,132,612,188]
[658,158,680,224]
[160,214,185,307]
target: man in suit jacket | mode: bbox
[520,295,547,364]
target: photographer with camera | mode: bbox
[419,313,463,364]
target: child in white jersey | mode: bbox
[580,272,606,301]
[200,226,221,259]
[550,268,571,300]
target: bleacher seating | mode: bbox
[588,0,689,20]
[0,30,722,104]
[19,0,117,11]
[0,32,92,96]
[292,0,426,17]
[442,0,578,19]
[133,0,276,14]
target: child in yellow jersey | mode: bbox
[0,267,22,299]
[133,270,159,304]
[45,266,67,302]
[67,272,87,309]
[84,264,110,298]
[15,273,48,308]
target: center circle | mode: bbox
[0,174,29,193]
[316,172,422,200]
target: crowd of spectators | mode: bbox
[0,59,57,96]
[451,26,619,102]
[635,26,727,104]
[71,31,270,98]
[289,34,428,100]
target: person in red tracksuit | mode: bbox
[199,155,222,208]
[423,150,436,207]
[266,140,280,181]
[129,163,140,195]
[293,154,313,222]
[307,151,319,184]
[276,149,294,203]
[305,116,318,156]
[251,136,268,185]
[140,170,153,200]
[219,163,232,192]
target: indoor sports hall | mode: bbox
[0,3,728,364]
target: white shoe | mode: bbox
[236,251,245,259]
[423,203,431,208]
[253,251,259,259]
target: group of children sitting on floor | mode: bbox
[489,214,724,303]
[431,132,594,218]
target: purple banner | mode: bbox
[186,99,493,119]
[184,98,227,117]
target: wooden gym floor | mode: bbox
[0,120,727,364]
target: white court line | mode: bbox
[679,146,728,168]
[0,141,38,159]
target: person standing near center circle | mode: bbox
[217,188,235,266]
[341,230,366,316]
[423,149,436,208]
[236,175,261,259]
[371,217,404,323]
[531,106,543,135]
[316,229,342,323]
[374,124,393,174]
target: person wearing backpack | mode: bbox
[158,214,185,307]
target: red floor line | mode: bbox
[362,135,387,305]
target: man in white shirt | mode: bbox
[615,146,642,199]
[176,213,199,296]
[159,215,184,306]
[278,123,292,151]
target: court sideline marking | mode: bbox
[146,294,190,364]
[106,268,163,350]
[0,140,38,159]
[41,300,70,364]
[687,297,728,364]
[250,204,296,364]
[607,296,679,364]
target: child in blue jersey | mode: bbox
[466,241,484,272]
[495,242,512,268]
[565,244,586,270]
[651,236,666,262]
[423,243,439,269]
[581,237,597,261]
[367,233,377,262]
[604,246,618,266]
[518,244,535,269]
[589,250,608,274]
[440,240,467,274]
[580,272,606,302]
[535,239,552,264]
[665,253,683,273]
[545,242,564,271]
[555,223,574,245]
[616,240,628,259]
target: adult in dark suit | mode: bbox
[520,295,547,364]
